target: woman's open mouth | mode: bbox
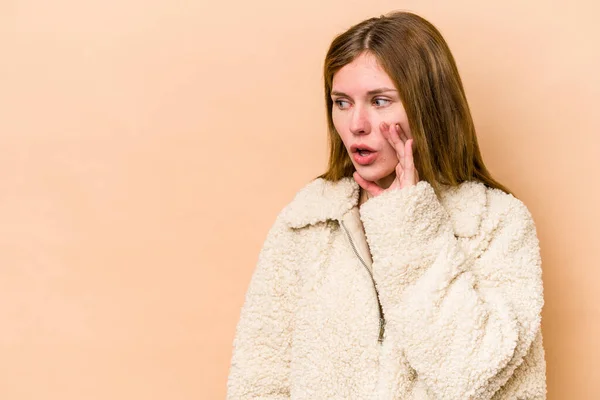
[352,147,378,165]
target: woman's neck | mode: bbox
[358,172,395,206]
[358,187,371,206]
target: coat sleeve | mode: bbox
[226,214,298,399]
[359,181,546,400]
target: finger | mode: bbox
[395,156,405,181]
[396,123,409,143]
[403,139,416,184]
[353,172,384,197]
[381,121,404,156]
[380,121,391,143]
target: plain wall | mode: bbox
[1,1,599,398]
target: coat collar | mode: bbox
[280,177,359,229]
[280,177,488,238]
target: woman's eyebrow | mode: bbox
[331,87,397,97]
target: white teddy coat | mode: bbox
[227,177,547,399]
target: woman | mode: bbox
[227,11,546,399]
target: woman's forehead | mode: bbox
[332,55,394,94]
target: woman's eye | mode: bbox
[334,100,350,109]
[374,98,391,107]
[333,98,390,109]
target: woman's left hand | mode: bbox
[354,121,420,197]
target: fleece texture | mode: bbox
[226,178,547,399]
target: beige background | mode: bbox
[1,0,599,398]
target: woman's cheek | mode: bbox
[331,115,344,137]
[400,122,411,137]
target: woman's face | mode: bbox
[331,52,411,188]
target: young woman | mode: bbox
[227,11,546,399]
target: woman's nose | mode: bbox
[349,105,371,135]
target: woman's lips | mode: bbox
[352,150,378,165]
[350,143,376,153]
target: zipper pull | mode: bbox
[378,318,385,343]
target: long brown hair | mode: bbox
[319,11,511,195]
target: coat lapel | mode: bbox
[280,177,488,239]
[340,206,374,271]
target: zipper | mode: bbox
[340,220,386,344]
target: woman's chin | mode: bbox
[354,166,396,186]
[354,168,389,183]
